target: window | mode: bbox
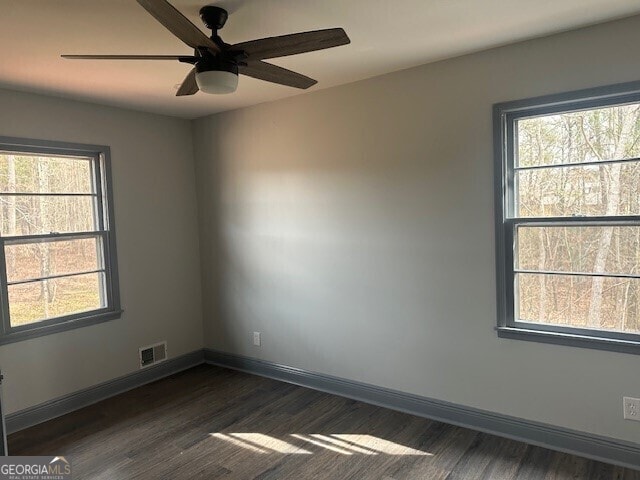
[0,137,121,344]
[494,81,640,354]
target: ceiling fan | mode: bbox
[62,0,351,95]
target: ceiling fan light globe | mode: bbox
[196,70,238,94]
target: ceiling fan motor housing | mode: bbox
[199,5,228,31]
[195,56,238,76]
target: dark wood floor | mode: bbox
[8,365,639,479]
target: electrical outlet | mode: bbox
[253,331,261,347]
[623,397,640,421]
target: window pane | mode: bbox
[517,103,640,168]
[0,195,96,236]
[5,237,102,283]
[8,272,105,327]
[516,273,640,334]
[516,161,640,217]
[0,153,93,194]
[517,225,640,275]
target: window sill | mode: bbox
[0,310,124,346]
[496,326,640,355]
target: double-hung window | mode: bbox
[494,82,640,354]
[0,137,121,344]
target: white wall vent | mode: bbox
[139,341,167,368]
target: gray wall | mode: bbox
[0,91,203,414]
[193,15,640,443]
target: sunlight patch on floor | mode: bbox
[209,433,269,454]
[209,432,433,456]
[310,434,377,455]
[231,433,312,454]
[290,434,354,455]
[331,434,432,456]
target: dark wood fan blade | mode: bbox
[61,55,196,61]
[136,0,220,53]
[232,28,350,60]
[176,68,199,96]
[239,61,317,89]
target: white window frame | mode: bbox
[0,137,121,344]
[494,81,640,355]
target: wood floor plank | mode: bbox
[7,365,639,479]
[447,433,520,479]
[478,436,529,479]
[513,445,558,479]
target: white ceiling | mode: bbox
[2,0,640,119]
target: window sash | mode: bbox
[0,232,115,331]
[509,221,640,325]
[505,218,640,339]
[0,142,106,228]
[7,271,109,330]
